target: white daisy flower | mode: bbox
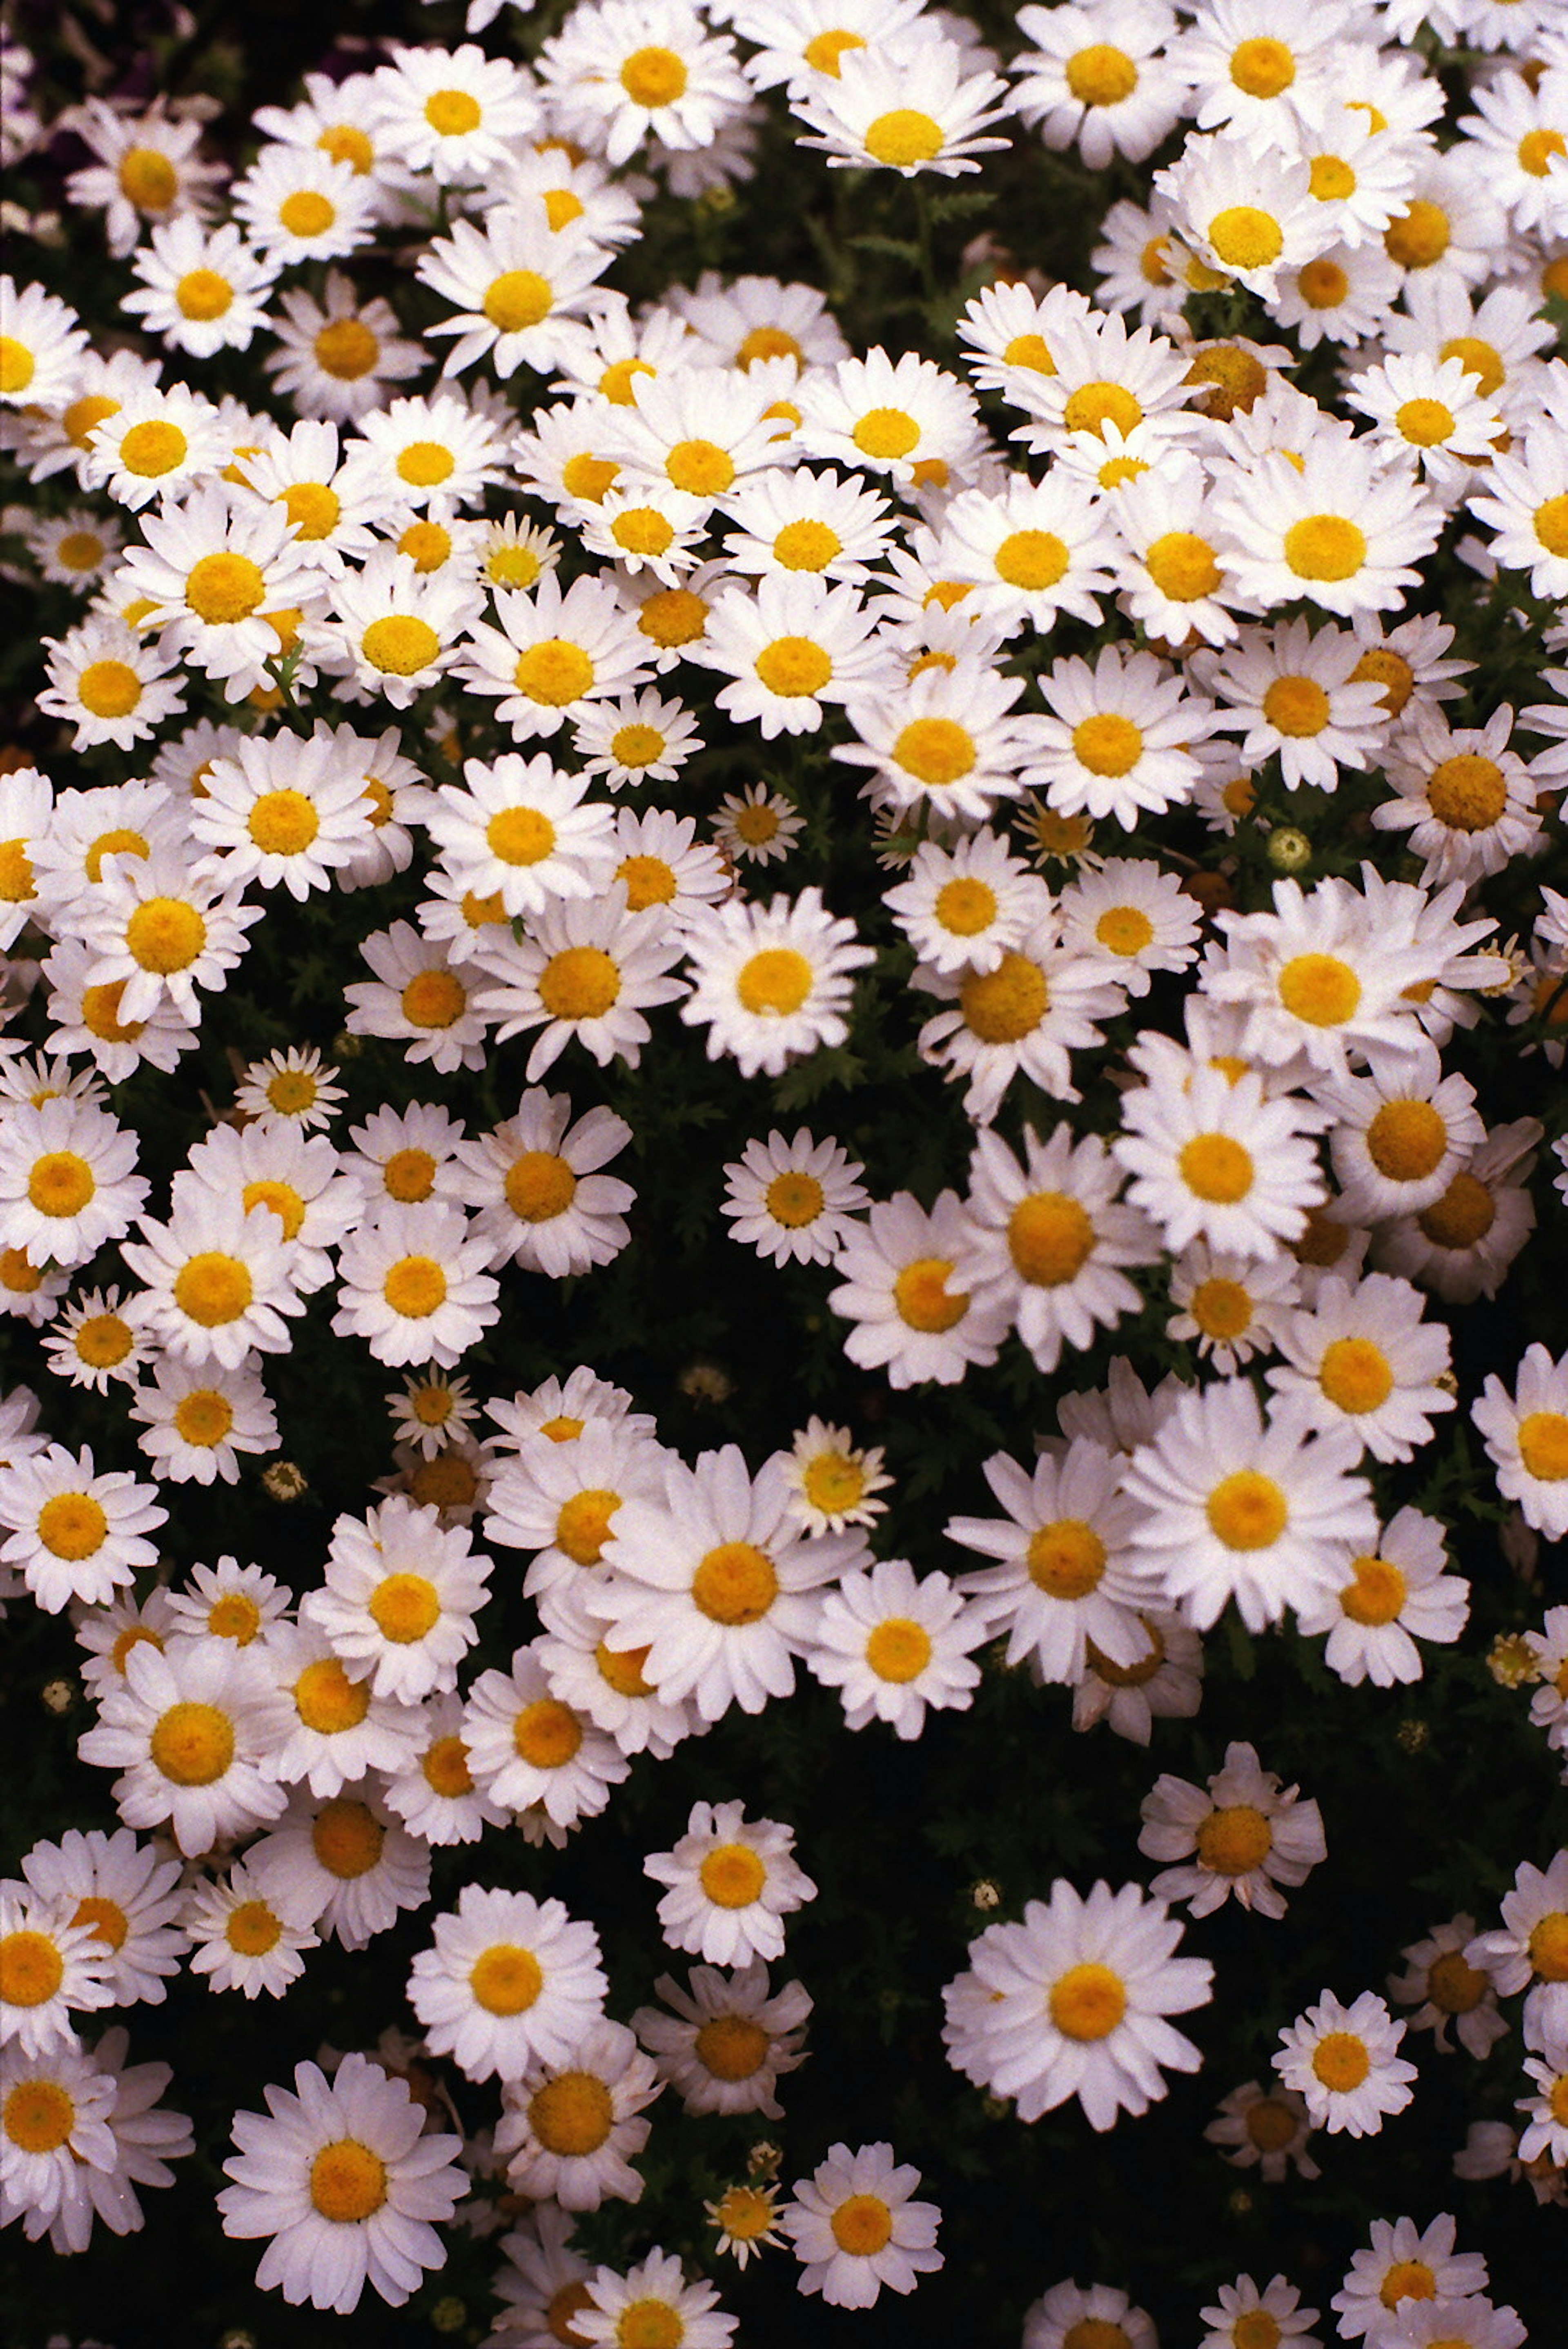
[1373,704,1545,890]
[218,2053,464,2313]
[783,2140,942,2309]
[265,272,425,423]
[421,750,617,921]
[795,345,984,488]
[1211,442,1443,619]
[80,381,228,510]
[914,916,1125,1125]
[959,1122,1159,1373]
[1203,2080,1319,2182]
[1025,2280,1158,2349]
[829,1188,1009,1388]
[494,2017,661,2211]
[574,687,705,789]
[122,1180,305,1369]
[645,1799,817,1965]
[231,144,376,263]
[407,1883,608,2080]
[1200,2273,1321,2349]
[165,1557,288,1652]
[575,2247,738,2349]
[183,1863,320,2000]
[417,207,612,382]
[805,1556,984,1738]
[779,1416,891,1536]
[62,97,225,259]
[679,886,873,1077]
[330,1200,501,1370]
[0,1443,165,1614]
[0,277,86,411]
[36,617,186,753]
[0,1093,147,1271]
[633,1958,811,2118]
[344,923,492,1075]
[76,1637,292,1855]
[1388,1916,1509,2060]
[882,828,1050,977]
[835,659,1036,825]
[122,214,278,359]
[457,568,650,739]
[1471,1343,1568,1544]
[246,1782,430,1951]
[699,573,890,737]
[1059,859,1201,993]
[1167,1246,1299,1374]
[129,1358,279,1487]
[114,485,317,703]
[1012,0,1188,170]
[380,1690,508,1848]
[300,1497,491,1704]
[1195,618,1390,794]
[942,1877,1213,2129]
[1139,1739,1327,1919]
[0,1888,116,2055]
[541,1,753,169]
[475,891,687,1081]
[461,1642,630,1826]
[310,547,481,708]
[1070,1608,1205,1746]
[793,34,1011,179]
[937,472,1118,636]
[42,1286,151,1394]
[1273,1990,1417,2135]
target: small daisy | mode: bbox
[247,1783,432,1950]
[633,1959,811,2120]
[1058,859,1201,994]
[76,1637,291,1856]
[129,1358,279,1487]
[0,1093,147,1271]
[783,2142,942,2310]
[458,568,650,739]
[835,659,1036,826]
[165,1556,288,1650]
[81,381,228,510]
[407,1884,608,2081]
[1471,1343,1568,1545]
[1200,2274,1320,2349]
[121,1182,305,1369]
[42,1287,150,1394]
[1198,619,1390,794]
[330,1201,501,1369]
[915,917,1125,1127]
[218,2053,465,2313]
[1025,2281,1158,2349]
[679,887,873,1078]
[122,215,278,360]
[231,144,375,263]
[795,346,984,489]
[343,923,492,1075]
[183,1864,320,1999]
[190,730,375,901]
[380,1691,509,1848]
[312,548,481,709]
[417,207,611,383]
[882,829,1050,978]
[36,617,186,754]
[574,688,704,789]
[573,2247,738,2349]
[1012,0,1189,169]
[0,1889,116,2055]
[301,1496,491,1704]
[1330,2212,1490,2339]
[1374,705,1545,890]
[462,1642,630,1827]
[712,782,804,868]
[793,35,1011,179]
[1273,1990,1417,2136]
[780,1417,890,1537]
[494,2018,661,2212]
[0,1444,165,1614]
[1211,443,1443,620]
[720,1129,869,1267]
[1388,1915,1509,2060]
[474,891,686,1080]
[1071,1607,1204,1745]
[829,1189,1009,1389]
[1267,1273,1455,1465]
[1138,1740,1327,1919]
[265,272,425,424]
[806,1557,984,1738]
[960,1122,1159,1375]
[646,1800,817,1966]
[234,1045,345,1133]
[707,2180,788,2267]
[943,1877,1213,2129]
[421,750,616,922]
[540,1,751,170]
[1204,2080,1319,2182]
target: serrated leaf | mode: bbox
[847,234,922,263]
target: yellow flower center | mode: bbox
[765,1170,824,1227]
[555,1487,620,1566]
[1244,2096,1298,2151]
[484,269,553,334]
[530,2072,614,2155]
[893,1256,967,1332]
[318,122,374,172]
[425,87,482,136]
[279,190,336,239]
[207,1591,262,1642]
[1230,36,1294,96]
[1283,516,1367,583]
[1317,1336,1393,1415]
[1296,258,1349,310]
[735,946,814,1015]
[382,1256,447,1318]
[4,2078,74,2153]
[933,877,996,937]
[0,1931,65,2008]
[247,789,319,858]
[618,2304,684,2349]
[1263,676,1330,737]
[864,108,944,167]
[1050,1961,1127,2040]
[640,587,709,646]
[422,1734,473,1797]
[1208,207,1283,271]
[310,2138,388,2222]
[754,636,831,697]
[312,1798,385,1877]
[1519,128,1567,177]
[294,1656,371,1735]
[995,529,1069,591]
[504,1151,577,1225]
[1234,2316,1281,2349]
[1206,1470,1287,1550]
[278,481,340,542]
[895,717,976,786]
[1535,495,1568,557]
[367,1573,440,1645]
[959,951,1048,1042]
[699,1843,767,1907]
[736,324,802,367]
[694,2013,770,2080]
[1278,951,1361,1027]
[314,317,379,379]
[1518,1412,1568,1483]
[1529,1912,1568,1981]
[1144,531,1221,601]
[1189,1276,1252,1340]
[1066,43,1138,105]
[831,2191,894,2254]
[1027,1518,1107,1598]
[383,1148,437,1204]
[1340,1554,1407,1625]
[184,552,265,627]
[1009,1191,1095,1286]
[1310,2031,1370,2091]
[1393,396,1454,449]
[1095,906,1154,955]
[118,418,188,478]
[27,1150,96,1218]
[74,1311,134,1369]
[611,507,675,558]
[803,26,865,72]
[226,1899,282,1956]
[864,1617,933,1681]
[1196,1803,1273,1875]
[119,146,178,208]
[1063,2325,1133,2349]
[149,1701,235,1785]
[1003,331,1056,373]
[36,1489,108,1558]
[514,640,594,706]
[773,517,841,572]
[175,268,232,321]
[1178,1133,1253,1202]
[539,945,621,1022]
[852,406,920,460]
[361,615,440,676]
[621,46,687,106]
[173,1389,234,1447]
[1061,381,1143,439]
[172,1251,253,1328]
[1417,1172,1495,1250]
[470,1943,545,2014]
[1426,754,1506,832]
[595,1639,654,1697]
[664,436,734,497]
[692,1543,778,1624]
[610,723,665,771]
[1072,712,1142,774]
[1365,1098,1446,1182]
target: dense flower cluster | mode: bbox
[0,0,1565,2339]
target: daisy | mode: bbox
[344,923,492,1075]
[1204,873,1433,1083]
[234,1044,346,1133]
[1138,1740,1327,1919]
[1472,1344,1568,1544]
[1058,859,1202,994]
[1200,2275,1320,2349]
[458,568,649,739]
[183,1863,320,1999]
[417,208,610,383]
[449,1089,635,1278]
[489,1365,655,1455]
[1196,619,1390,794]
[42,1286,150,1394]
[494,2019,661,2211]
[484,1415,664,1588]
[310,547,481,709]
[829,1189,1009,1388]
[76,1637,291,1855]
[80,381,229,510]
[1331,2213,1490,2338]
[575,688,704,789]
[1,2037,119,2253]
[1011,0,1187,169]
[806,1557,984,1738]
[1204,2080,1319,2182]
[946,1437,1159,1682]
[724,463,894,584]
[246,1783,431,1950]
[780,1417,890,1538]
[300,1498,491,1705]
[265,272,425,423]
[943,1877,1213,2129]
[541,0,749,168]
[408,1884,607,2081]
[461,1643,630,1826]
[380,1691,509,1848]
[707,2180,787,2268]
[679,887,873,1077]
[605,806,728,925]
[959,1123,1158,1374]
[1268,1270,1456,1465]
[699,574,889,737]
[1025,2281,1157,2349]
[122,215,278,360]
[795,346,983,489]
[122,1181,305,1369]
[938,474,1118,638]
[633,1959,811,2119]
[1159,130,1319,298]
[1467,1854,1568,2044]
[165,1556,289,1650]
[0,1093,147,1270]
[793,34,1011,178]
[0,278,85,412]
[882,829,1050,978]
[330,1201,501,1369]
[114,486,316,703]
[783,2141,941,2311]
[1388,1916,1508,2060]
[475,891,686,1080]
[914,917,1124,1126]
[218,2053,464,2314]
[256,1621,423,1799]
[0,1444,165,1614]
[189,729,376,900]
[0,1889,115,2054]
[36,617,186,754]
[1323,1044,1484,1224]
[1274,1991,1417,2135]
[720,1129,869,1267]
[573,2247,737,2349]
[1123,1378,1376,1632]
[422,752,616,924]
[1109,458,1244,652]
[1346,352,1505,495]
[835,659,1036,825]
[1212,443,1443,619]
[129,1357,279,1487]
[1374,705,1545,890]
[1071,1608,1204,1745]
[1272,242,1405,352]
[532,1583,694,1761]
[27,506,124,589]
[646,1800,817,1966]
